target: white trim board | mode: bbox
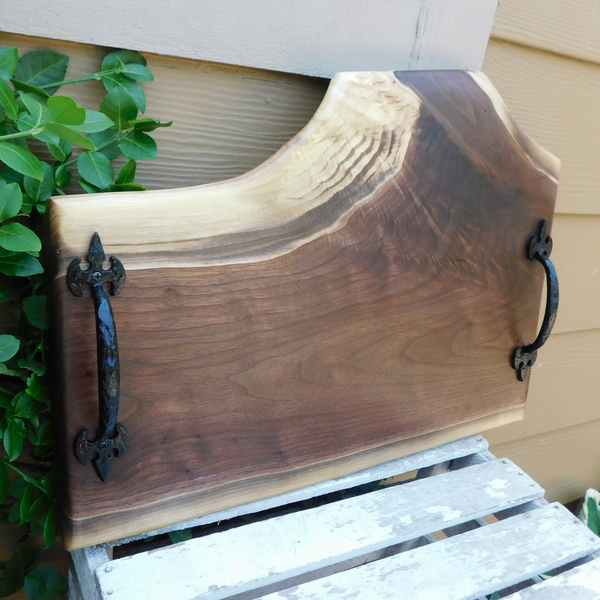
[0,0,498,77]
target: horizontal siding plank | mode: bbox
[97,459,542,600]
[483,39,600,216]
[543,215,600,335]
[0,32,328,192]
[491,0,600,67]
[487,329,600,446]
[490,419,600,504]
[256,504,600,600]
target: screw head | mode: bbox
[92,271,102,282]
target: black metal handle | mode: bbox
[512,220,559,382]
[67,232,129,482]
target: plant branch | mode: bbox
[37,68,120,89]
[2,459,47,493]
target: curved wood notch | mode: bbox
[48,70,559,549]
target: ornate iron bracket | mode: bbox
[67,232,129,482]
[512,220,559,382]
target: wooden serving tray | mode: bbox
[47,70,559,550]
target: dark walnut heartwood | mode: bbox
[47,71,559,549]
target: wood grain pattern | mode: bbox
[491,0,600,66]
[47,71,558,549]
[483,39,600,216]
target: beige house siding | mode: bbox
[483,1,600,503]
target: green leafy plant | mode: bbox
[0,45,171,599]
[578,488,600,536]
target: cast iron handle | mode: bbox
[67,232,129,482]
[512,220,559,382]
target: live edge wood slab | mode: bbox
[47,70,559,550]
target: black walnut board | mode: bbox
[47,70,559,549]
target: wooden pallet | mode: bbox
[68,435,600,599]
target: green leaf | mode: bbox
[43,504,59,549]
[46,142,66,162]
[107,182,146,192]
[13,391,40,419]
[579,489,600,536]
[20,93,50,123]
[54,164,71,188]
[26,373,50,404]
[0,182,22,220]
[119,131,157,160]
[20,483,33,525]
[130,118,173,132]
[0,47,19,81]
[0,276,21,302]
[0,547,36,597]
[103,73,146,112]
[44,123,95,150]
[0,222,42,253]
[118,60,154,82]
[168,528,193,544]
[0,141,44,180]
[0,462,9,504]
[88,130,121,159]
[24,162,55,203]
[18,358,46,376]
[116,159,136,184]
[102,49,147,70]
[0,165,21,185]
[78,180,101,194]
[8,498,21,522]
[28,494,52,524]
[0,334,20,361]
[99,87,137,130]
[14,50,69,95]
[4,417,26,460]
[0,78,18,119]
[24,566,68,600]
[68,109,114,133]
[0,253,43,276]
[10,79,50,97]
[23,295,47,329]
[77,151,114,189]
[47,95,85,125]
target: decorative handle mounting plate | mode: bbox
[512,220,559,382]
[67,232,129,482]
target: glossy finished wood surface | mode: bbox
[47,70,558,549]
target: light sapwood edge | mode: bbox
[467,71,561,183]
[49,71,421,275]
[61,405,524,550]
[48,70,555,277]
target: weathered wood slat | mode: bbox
[503,557,600,599]
[111,435,488,546]
[94,459,543,600]
[254,504,600,600]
